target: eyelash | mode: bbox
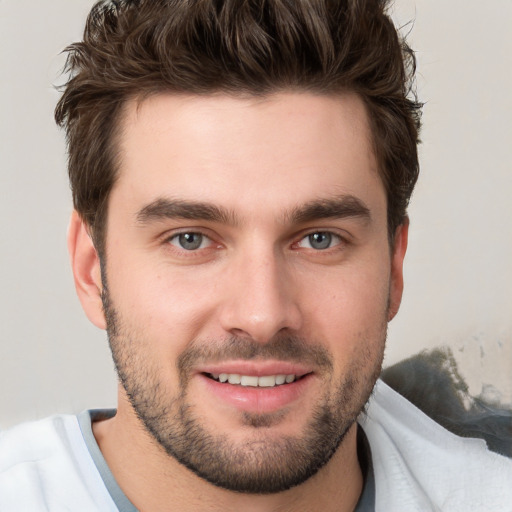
[295,231,344,251]
[165,231,216,253]
[163,229,348,255]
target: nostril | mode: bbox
[230,328,248,337]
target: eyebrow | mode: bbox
[136,194,371,227]
[287,195,371,225]
[137,198,238,226]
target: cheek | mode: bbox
[107,256,223,348]
[299,260,390,352]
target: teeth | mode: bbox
[210,373,297,387]
[228,374,241,384]
[240,375,259,386]
[275,375,286,385]
[258,376,276,387]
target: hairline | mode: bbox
[90,87,404,258]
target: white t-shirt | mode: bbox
[1,380,511,511]
[359,380,512,511]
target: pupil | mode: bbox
[179,233,202,250]
[309,232,331,250]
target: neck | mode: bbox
[93,397,363,512]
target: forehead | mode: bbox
[112,91,385,224]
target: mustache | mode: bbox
[177,335,333,377]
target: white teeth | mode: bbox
[210,373,298,387]
[240,375,259,387]
[258,376,276,387]
[228,374,241,384]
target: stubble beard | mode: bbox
[102,286,385,494]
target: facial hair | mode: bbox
[102,284,385,494]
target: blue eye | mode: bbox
[169,232,209,251]
[298,232,341,250]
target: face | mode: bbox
[79,92,407,493]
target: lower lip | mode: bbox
[198,374,314,414]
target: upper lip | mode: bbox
[196,360,313,378]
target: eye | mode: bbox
[168,232,211,251]
[297,232,342,250]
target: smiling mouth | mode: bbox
[204,373,310,388]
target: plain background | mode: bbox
[0,0,511,429]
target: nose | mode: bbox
[219,249,303,343]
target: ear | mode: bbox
[387,219,409,321]
[67,210,106,330]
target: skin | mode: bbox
[68,92,408,512]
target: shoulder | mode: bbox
[381,348,512,457]
[0,414,117,512]
[359,379,512,512]
[1,414,79,465]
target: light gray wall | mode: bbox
[1,0,511,429]
[388,0,512,405]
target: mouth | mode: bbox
[203,372,307,388]
[197,364,315,414]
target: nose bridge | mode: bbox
[219,242,302,343]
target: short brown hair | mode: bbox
[55,0,421,255]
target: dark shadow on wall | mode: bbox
[381,347,512,457]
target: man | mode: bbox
[0,0,510,511]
